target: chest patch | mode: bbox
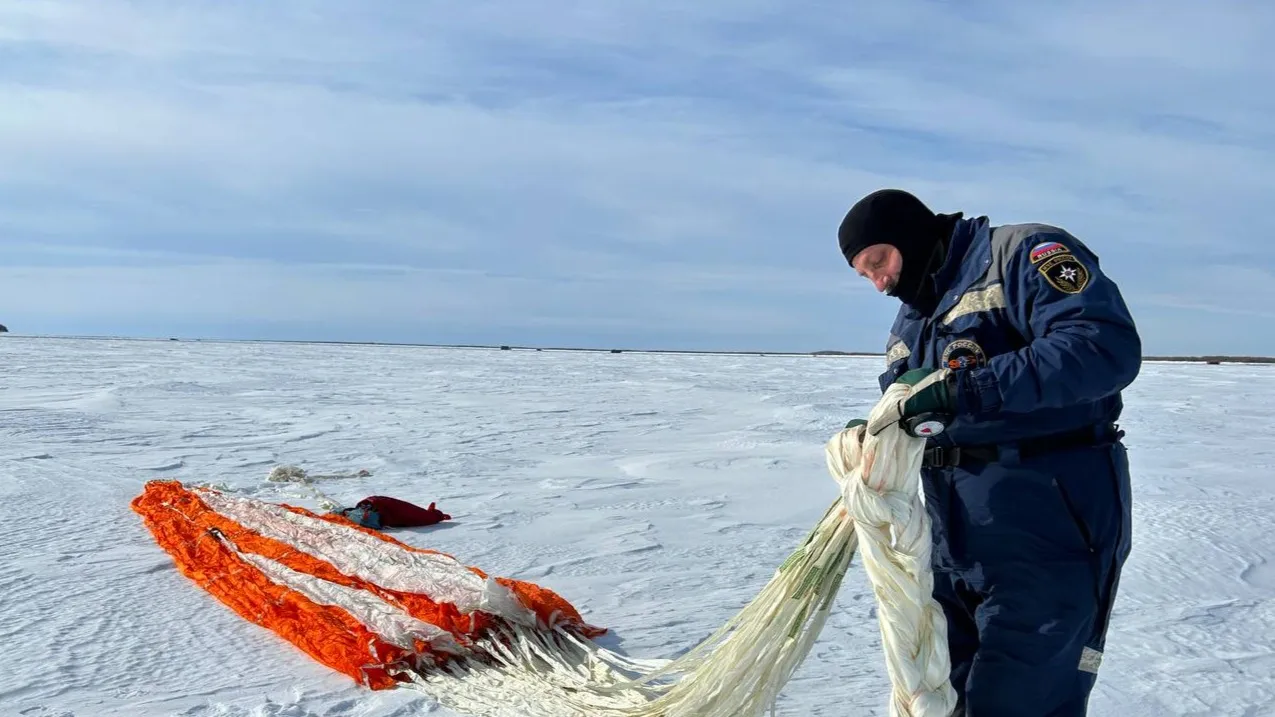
[942,338,987,371]
[1036,253,1091,294]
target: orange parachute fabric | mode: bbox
[131,480,605,689]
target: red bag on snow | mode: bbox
[355,495,451,527]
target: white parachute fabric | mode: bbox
[393,381,956,717]
[828,383,959,716]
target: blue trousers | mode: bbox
[921,439,1132,716]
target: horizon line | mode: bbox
[3,332,1273,364]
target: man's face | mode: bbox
[851,243,902,295]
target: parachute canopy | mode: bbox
[131,480,604,689]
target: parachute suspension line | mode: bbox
[397,498,861,717]
[265,464,371,511]
[193,464,371,513]
[827,384,958,716]
[391,382,956,717]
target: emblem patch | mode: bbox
[1037,253,1091,294]
[1030,241,1068,264]
[941,338,986,371]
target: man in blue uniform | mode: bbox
[838,189,1139,716]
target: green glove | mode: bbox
[867,368,956,436]
[896,368,955,418]
[845,418,867,429]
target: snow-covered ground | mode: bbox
[3,337,1273,717]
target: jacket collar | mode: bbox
[934,216,987,294]
[899,216,991,321]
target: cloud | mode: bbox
[0,0,1272,353]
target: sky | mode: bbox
[1,0,1274,355]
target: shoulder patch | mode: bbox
[1036,252,1090,294]
[1029,241,1068,264]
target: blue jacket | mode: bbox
[878,216,1142,446]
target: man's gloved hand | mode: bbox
[836,419,869,499]
[867,367,956,436]
[897,367,955,416]
[843,418,868,445]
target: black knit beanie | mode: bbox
[837,189,961,308]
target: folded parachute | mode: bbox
[130,480,605,690]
